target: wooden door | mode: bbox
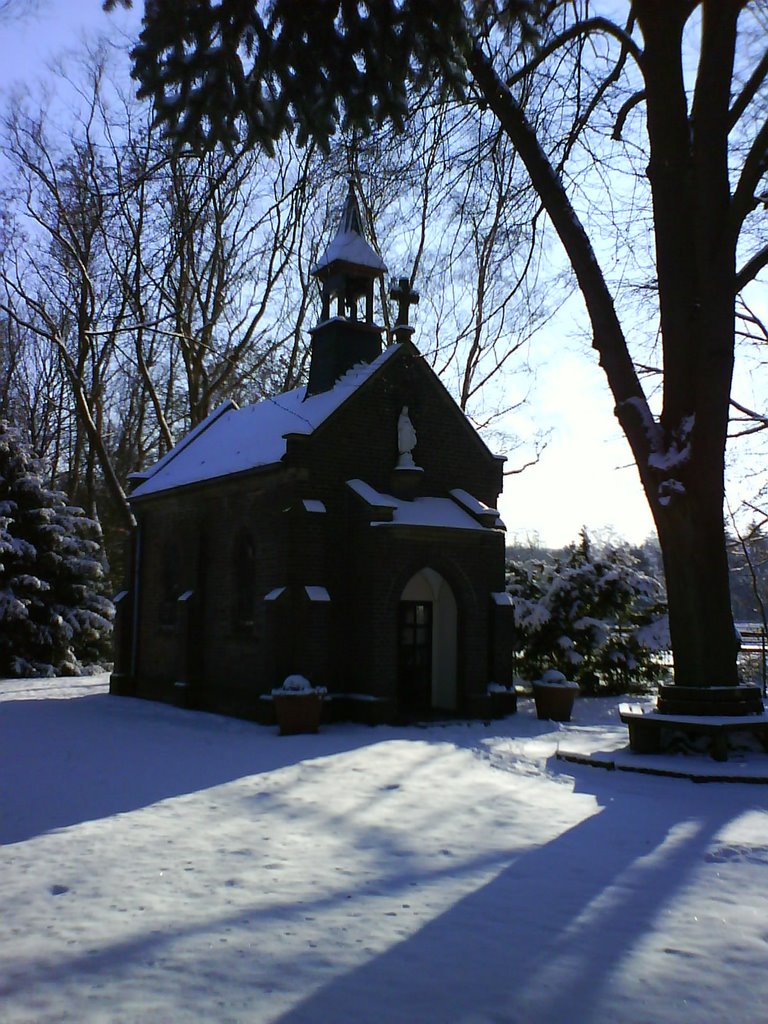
[398,601,433,712]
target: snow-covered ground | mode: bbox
[2,676,767,1024]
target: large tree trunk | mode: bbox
[655,485,738,688]
[469,1,743,694]
[637,0,740,688]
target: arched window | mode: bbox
[233,531,256,631]
[399,568,458,712]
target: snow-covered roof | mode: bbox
[313,230,387,275]
[127,400,236,486]
[450,488,499,517]
[375,497,488,532]
[347,478,399,509]
[450,488,506,528]
[347,479,496,533]
[131,346,401,500]
[311,184,386,276]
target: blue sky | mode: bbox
[0,1,141,94]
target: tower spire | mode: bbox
[304,181,387,397]
[340,178,364,235]
[312,180,386,290]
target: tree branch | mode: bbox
[729,47,768,130]
[505,16,642,89]
[612,90,646,140]
[735,244,768,292]
[559,15,638,170]
[730,397,768,425]
[468,43,654,477]
[731,114,768,234]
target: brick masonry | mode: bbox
[111,341,515,722]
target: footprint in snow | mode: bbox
[705,844,768,865]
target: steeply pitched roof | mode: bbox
[311,182,386,276]
[130,344,402,500]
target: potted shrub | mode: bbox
[271,675,326,735]
[532,669,579,722]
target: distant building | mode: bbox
[111,183,515,722]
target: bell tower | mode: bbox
[305,181,387,397]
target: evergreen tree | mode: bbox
[507,530,668,694]
[0,421,113,677]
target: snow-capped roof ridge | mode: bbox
[346,478,499,533]
[129,345,403,500]
[129,399,238,487]
[311,180,386,276]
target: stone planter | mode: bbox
[273,692,324,735]
[532,677,579,722]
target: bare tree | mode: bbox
[0,52,323,542]
[339,97,562,467]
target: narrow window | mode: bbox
[233,531,256,631]
[159,541,180,628]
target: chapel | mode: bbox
[110,183,516,723]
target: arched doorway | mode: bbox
[399,568,458,713]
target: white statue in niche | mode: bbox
[397,406,418,468]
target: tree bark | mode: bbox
[655,488,738,687]
[468,2,743,690]
[637,0,740,685]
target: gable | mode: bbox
[298,343,505,505]
[129,339,504,505]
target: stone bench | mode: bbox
[619,703,768,762]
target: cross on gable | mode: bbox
[390,277,420,328]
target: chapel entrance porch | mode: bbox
[397,569,458,716]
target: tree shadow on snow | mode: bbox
[0,838,528,1012]
[2,715,765,1022]
[273,764,767,1024]
[0,693,388,845]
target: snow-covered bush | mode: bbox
[0,421,114,677]
[507,530,668,694]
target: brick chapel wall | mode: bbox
[290,344,505,510]
[132,467,298,703]
[339,515,507,711]
[275,343,510,711]
[133,494,196,692]
[127,340,511,718]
